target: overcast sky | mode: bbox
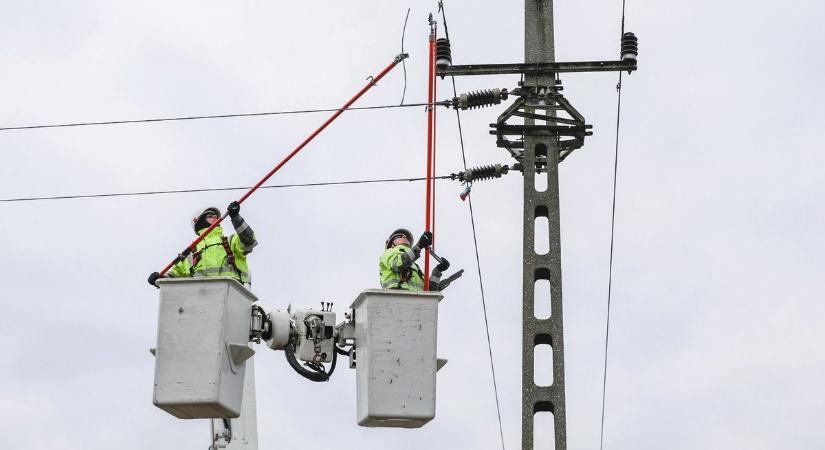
[1,1,824,449]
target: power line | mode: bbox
[600,1,629,449]
[0,101,449,132]
[0,175,455,203]
[399,8,411,105]
[440,2,506,449]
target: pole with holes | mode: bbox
[435,3,637,447]
[522,1,567,449]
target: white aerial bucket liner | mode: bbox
[352,289,442,428]
[153,277,256,419]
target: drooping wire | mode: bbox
[399,8,411,105]
[0,102,448,132]
[437,1,451,42]
[0,175,454,203]
[600,0,628,449]
[440,2,506,449]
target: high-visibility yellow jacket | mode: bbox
[169,225,254,285]
[379,244,426,291]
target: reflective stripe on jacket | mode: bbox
[379,245,425,292]
[169,226,253,284]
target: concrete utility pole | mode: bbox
[521,1,566,449]
[438,0,636,446]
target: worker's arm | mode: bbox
[383,244,420,274]
[384,231,433,274]
[428,257,449,291]
[148,258,190,287]
[429,257,463,291]
[168,258,191,277]
[428,271,441,291]
[228,201,257,253]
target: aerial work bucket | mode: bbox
[152,278,257,419]
[351,289,443,428]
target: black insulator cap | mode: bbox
[621,32,638,61]
[436,38,452,78]
[436,38,452,62]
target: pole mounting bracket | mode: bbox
[491,85,592,163]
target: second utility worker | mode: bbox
[148,201,257,287]
[380,228,458,292]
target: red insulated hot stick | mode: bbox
[431,36,438,250]
[423,23,436,291]
[157,53,409,277]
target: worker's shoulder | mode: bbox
[381,245,410,256]
[379,246,403,262]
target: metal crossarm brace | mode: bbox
[491,86,592,162]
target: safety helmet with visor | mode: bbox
[192,206,221,234]
[385,228,413,249]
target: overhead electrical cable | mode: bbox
[0,101,449,132]
[439,2,506,449]
[0,175,454,203]
[600,1,629,449]
[399,8,411,105]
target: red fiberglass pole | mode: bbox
[157,53,409,277]
[431,35,438,252]
[424,22,436,290]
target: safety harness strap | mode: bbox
[220,236,243,281]
[190,242,225,274]
[189,237,244,282]
[393,265,424,290]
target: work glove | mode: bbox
[227,201,241,218]
[148,272,161,288]
[415,231,433,250]
[435,257,450,273]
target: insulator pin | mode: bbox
[435,38,452,78]
[458,164,509,183]
[621,32,638,62]
[453,88,509,110]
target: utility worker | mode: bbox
[379,228,456,292]
[148,201,257,287]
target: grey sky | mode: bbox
[1,1,823,449]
